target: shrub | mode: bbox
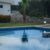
[0,15,11,23]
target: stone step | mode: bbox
[42,32,50,38]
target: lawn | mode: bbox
[0,22,43,27]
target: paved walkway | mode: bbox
[35,24,50,28]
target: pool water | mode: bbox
[0,29,50,50]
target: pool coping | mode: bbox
[0,25,50,28]
[0,25,50,31]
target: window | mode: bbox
[0,5,3,8]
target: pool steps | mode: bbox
[42,32,50,38]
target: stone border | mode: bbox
[0,25,50,31]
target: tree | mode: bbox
[21,0,28,23]
[26,0,41,17]
[41,0,50,17]
[19,0,49,18]
[46,0,50,17]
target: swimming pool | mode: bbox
[0,27,50,50]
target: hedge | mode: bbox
[0,15,11,23]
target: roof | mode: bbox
[0,0,14,5]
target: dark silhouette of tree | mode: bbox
[18,0,50,18]
[21,0,28,23]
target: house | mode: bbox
[0,0,23,23]
[0,0,14,15]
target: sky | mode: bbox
[12,0,22,5]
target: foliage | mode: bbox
[18,0,50,18]
[21,0,28,23]
[0,15,11,23]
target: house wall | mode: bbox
[0,3,11,15]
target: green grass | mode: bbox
[0,22,44,27]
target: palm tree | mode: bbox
[22,0,28,23]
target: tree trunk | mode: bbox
[23,6,26,23]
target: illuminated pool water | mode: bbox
[0,28,50,50]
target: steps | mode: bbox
[42,32,50,38]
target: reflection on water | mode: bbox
[0,31,14,36]
[0,29,50,50]
[22,30,28,42]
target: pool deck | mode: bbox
[0,24,50,31]
[0,24,50,32]
[0,24,50,28]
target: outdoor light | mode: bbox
[44,21,46,24]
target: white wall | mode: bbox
[12,0,22,5]
[0,3,11,15]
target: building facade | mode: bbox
[0,0,14,15]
